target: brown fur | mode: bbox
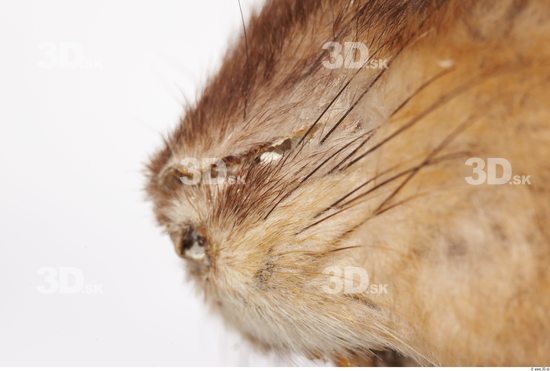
[146,0,550,365]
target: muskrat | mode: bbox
[146,0,550,365]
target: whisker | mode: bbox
[263,134,369,220]
[318,161,403,218]
[373,114,478,214]
[327,129,375,174]
[293,32,402,160]
[324,65,452,178]
[319,67,386,145]
[274,245,363,258]
[318,8,448,145]
[340,71,495,172]
[390,67,453,120]
[238,0,250,120]
[300,152,461,234]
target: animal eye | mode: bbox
[179,227,207,261]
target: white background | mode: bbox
[0,0,322,366]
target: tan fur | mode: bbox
[146,0,550,365]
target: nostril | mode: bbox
[179,227,207,261]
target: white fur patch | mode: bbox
[260,151,283,164]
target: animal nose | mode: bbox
[179,226,208,263]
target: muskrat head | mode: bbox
[145,95,391,359]
[144,0,465,364]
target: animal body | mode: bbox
[146,0,550,365]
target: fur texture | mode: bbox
[146,0,550,365]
